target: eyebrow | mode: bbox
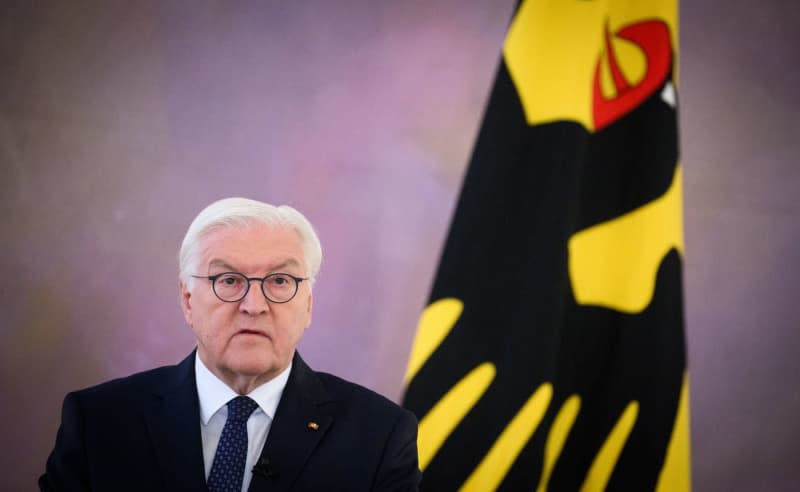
[207,258,302,273]
[208,259,236,272]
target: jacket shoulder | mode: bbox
[68,356,191,407]
[312,370,412,420]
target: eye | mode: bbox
[215,273,244,288]
[267,274,292,288]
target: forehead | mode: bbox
[198,224,305,272]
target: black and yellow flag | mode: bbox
[402,1,690,490]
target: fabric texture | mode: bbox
[39,351,421,491]
[207,396,259,492]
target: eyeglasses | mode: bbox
[191,272,307,303]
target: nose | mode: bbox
[239,280,270,315]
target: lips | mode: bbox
[234,329,269,338]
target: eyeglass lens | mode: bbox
[212,273,298,303]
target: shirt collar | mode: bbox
[195,351,292,425]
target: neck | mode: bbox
[196,351,290,395]
[221,371,275,395]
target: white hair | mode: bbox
[179,197,322,287]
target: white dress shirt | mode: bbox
[195,352,291,492]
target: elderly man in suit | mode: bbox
[40,197,421,491]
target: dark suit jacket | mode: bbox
[40,352,421,491]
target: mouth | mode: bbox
[234,329,270,339]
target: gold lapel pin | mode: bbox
[307,421,319,430]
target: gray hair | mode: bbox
[179,197,322,287]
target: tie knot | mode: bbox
[227,396,258,422]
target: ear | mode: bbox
[304,290,313,329]
[179,280,193,326]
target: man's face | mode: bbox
[180,223,313,388]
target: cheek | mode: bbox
[191,319,214,345]
[276,310,309,345]
[192,306,232,343]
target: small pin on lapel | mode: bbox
[307,421,319,430]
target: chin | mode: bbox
[230,353,282,377]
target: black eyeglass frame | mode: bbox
[191,272,307,304]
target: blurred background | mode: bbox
[1,1,798,490]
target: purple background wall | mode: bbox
[1,1,798,490]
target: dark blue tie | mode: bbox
[207,396,259,492]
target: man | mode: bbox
[40,197,421,491]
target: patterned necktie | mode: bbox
[207,396,259,492]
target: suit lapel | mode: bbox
[144,353,208,492]
[249,353,334,492]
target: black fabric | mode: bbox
[40,351,421,491]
